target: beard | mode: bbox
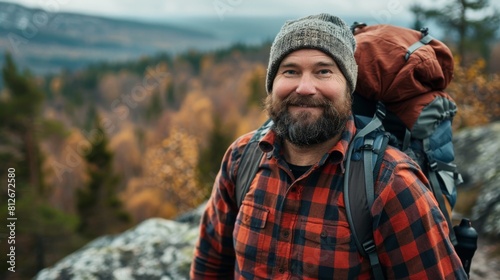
[265,93,352,147]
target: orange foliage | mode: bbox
[171,91,214,146]
[40,46,279,224]
[123,128,204,221]
[448,58,500,129]
[109,124,142,188]
[122,178,178,221]
[98,71,142,103]
[43,129,88,213]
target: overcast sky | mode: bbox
[1,0,460,21]
[3,0,499,28]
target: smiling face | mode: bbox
[265,49,352,147]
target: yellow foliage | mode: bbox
[109,124,142,182]
[448,58,500,129]
[42,129,89,213]
[235,107,268,137]
[50,76,63,95]
[154,129,204,209]
[123,128,204,220]
[200,55,215,75]
[122,178,178,222]
[171,91,214,145]
[98,71,142,103]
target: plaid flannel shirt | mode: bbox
[190,116,467,279]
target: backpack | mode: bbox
[234,23,474,279]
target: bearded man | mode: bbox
[190,13,467,279]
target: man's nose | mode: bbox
[295,73,316,95]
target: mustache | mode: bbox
[283,95,330,108]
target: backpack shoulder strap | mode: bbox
[422,137,460,246]
[346,106,389,280]
[235,119,273,208]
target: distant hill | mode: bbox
[0,1,458,76]
[0,2,234,74]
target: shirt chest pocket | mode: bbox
[301,219,352,248]
[238,202,268,229]
[234,202,271,265]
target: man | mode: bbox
[190,13,467,279]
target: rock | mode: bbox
[454,122,500,188]
[35,218,200,280]
[453,121,500,236]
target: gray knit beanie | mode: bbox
[266,13,357,94]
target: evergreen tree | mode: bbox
[166,82,176,109]
[247,69,265,109]
[0,52,44,190]
[196,115,234,198]
[146,90,163,121]
[76,114,130,238]
[0,52,82,278]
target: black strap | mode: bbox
[345,111,388,280]
[235,119,273,208]
[235,141,263,208]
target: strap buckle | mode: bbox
[363,240,376,254]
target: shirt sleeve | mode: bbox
[190,138,244,279]
[372,148,468,279]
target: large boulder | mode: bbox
[35,203,206,280]
[453,121,500,236]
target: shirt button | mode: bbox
[283,230,290,238]
[279,267,286,274]
[321,231,327,238]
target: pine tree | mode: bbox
[76,114,130,238]
[0,52,44,190]
[247,67,266,109]
[196,115,235,198]
[0,52,82,278]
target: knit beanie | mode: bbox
[266,13,357,94]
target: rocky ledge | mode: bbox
[35,204,205,280]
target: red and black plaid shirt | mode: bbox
[190,117,467,279]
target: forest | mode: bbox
[1,0,500,278]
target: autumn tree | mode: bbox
[76,114,130,238]
[448,58,500,129]
[410,0,500,66]
[145,129,204,213]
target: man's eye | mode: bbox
[283,70,297,75]
[318,69,333,75]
